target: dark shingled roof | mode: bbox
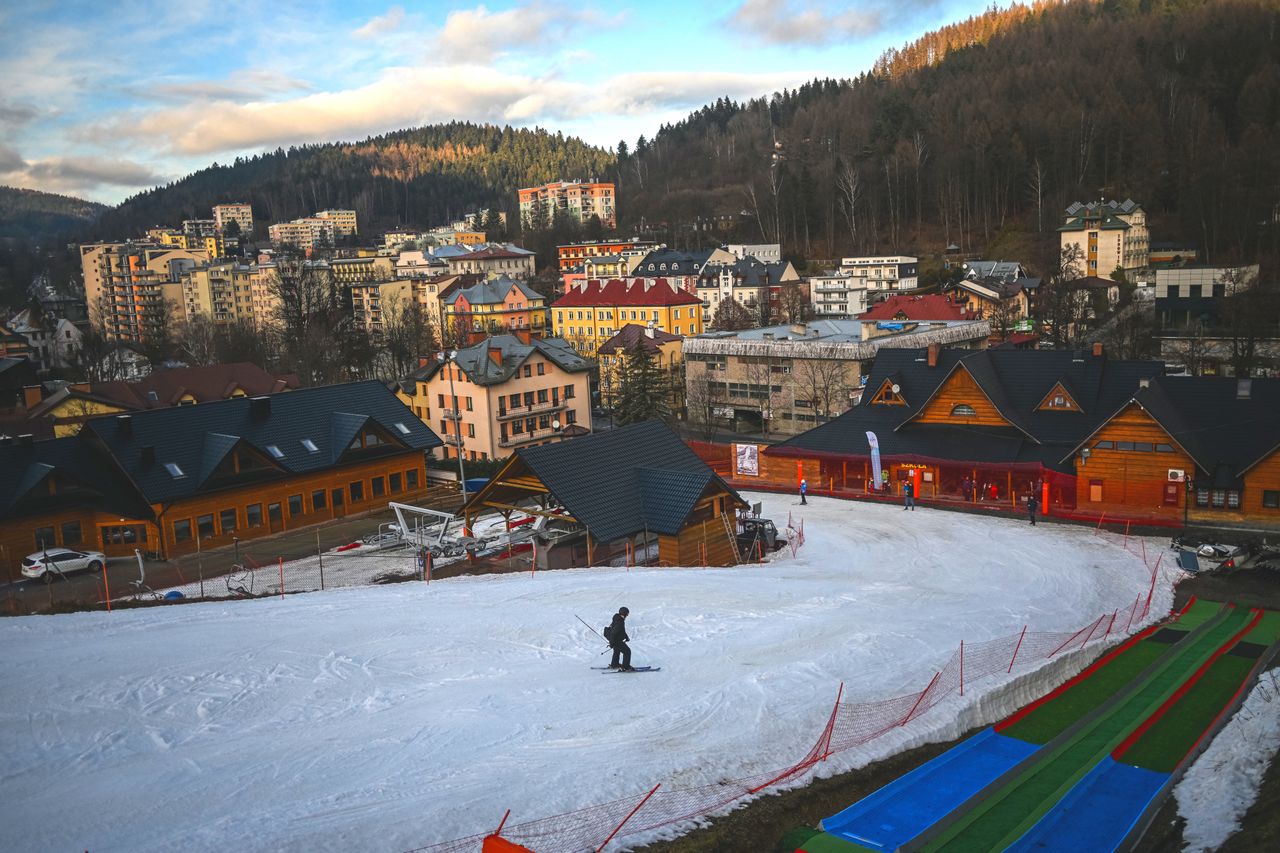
[81,381,441,504]
[0,436,152,520]
[770,348,1163,472]
[508,420,744,543]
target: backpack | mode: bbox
[603,624,613,642]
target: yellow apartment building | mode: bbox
[551,278,704,357]
[1059,198,1150,276]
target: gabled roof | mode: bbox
[859,294,974,322]
[444,274,541,307]
[81,381,441,504]
[477,420,745,544]
[598,324,682,356]
[450,246,528,261]
[408,335,591,386]
[84,363,298,410]
[630,249,705,276]
[553,279,702,308]
[769,348,1163,472]
[0,436,151,520]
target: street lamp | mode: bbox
[437,349,469,500]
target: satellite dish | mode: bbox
[891,383,901,393]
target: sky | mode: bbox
[0,0,1008,204]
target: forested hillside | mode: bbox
[622,0,1280,271]
[94,123,616,239]
[0,186,105,242]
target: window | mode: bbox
[1094,440,1114,450]
[288,494,304,516]
[372,476,385,497]
[566,410,577,425]
[1134,442,1154,453]
[174,519,193,543]
[266,444,284,459]
[465,396,473,411]
[268,503,282,526]
[565,384,575,399]
[539,415,551,430]
[537,389,548,403]
[512,419,524,434]
[311,489,327,511]
[510,393,520,408]
[523,365,531,377]
[1116,441,1135,451]
[60,521,82,545]
[1211,489,1226,508]
[466,423,475,437]
[34,526,54,549]
[524,391,534,407]
[220,508,237,532]
[246,504,263,527]
[301,438,319,453]
[197,514,216,539]
[350,481,365,502]
[395,422,411,435]
[537,362,545,375]
[950,404,977,417]
[1196,488,1209,507]
[1263,490,1280,509]
[390,472,403,493]
[1156,444,1175,453]
[406,469,419,489]
[165,462,186,479]
[1227,490,1241,509]
[438,393,445,408]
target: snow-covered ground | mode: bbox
[1176,669,1280,852]
[0,493,1171,852]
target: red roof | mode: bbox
[859,294,974,321]
[552,278,702,308]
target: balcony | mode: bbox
[499,426,569,447]
[496,399,569,421]
[441,409,463,421]
[442,434,466,447]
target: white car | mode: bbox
[21,548,107,581]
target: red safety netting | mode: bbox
[414,521,1169,853]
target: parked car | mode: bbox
[21,548,107,581]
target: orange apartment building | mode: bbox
[556,239,657,272]
[398,335,592,462]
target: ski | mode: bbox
[594,666,660,673]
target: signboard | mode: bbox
[734,443,760,477]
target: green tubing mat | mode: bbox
[1120,610,1280,773]
[794,831,876,852]
[922,606,1252,852]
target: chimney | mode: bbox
[140,445,155,466]
[644,325,655,338]
[1237,378,1252,399]
[249,395,271,419]
[116,414,133,440]
[514,328,531,345]
[1092,342,1104,358]
[1139,378,1150,389]
[488,346,504,366]
[927,342,940,368]
[22,385,43,409]
[418,355,431,368]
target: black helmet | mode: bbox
[619,607,629,616]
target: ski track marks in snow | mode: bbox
[0,493,1170,852]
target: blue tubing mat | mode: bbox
[822,727,1039,851]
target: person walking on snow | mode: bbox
[903,479,916,510]
[606,607,633,671]
[1027,494,1038,526]
[799,479,808,505]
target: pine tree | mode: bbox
[615,339,668,425]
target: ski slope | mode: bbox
[0,494,1172,852]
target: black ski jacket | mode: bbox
[608,612,629,647]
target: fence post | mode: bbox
[903,671,941,724]
[821,682,845,762]
[1008,624,1027,673]
[1124,519,1131,551]
[959,640,965,696]
[1124,595,1140,634]
[1078,614,1105,650]
[317,531,325,590]
[1102,610,1117,640]
[1143,553,1162,616]
[595,783,661,853]
[278,557,285,600]
[102,561,111,612]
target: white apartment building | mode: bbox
[212,203,254,234]
[313,209,359,236]
[809,272,871,318]
[838,256,919,290]
[726,243,782,263]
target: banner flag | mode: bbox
[866,431,882,491]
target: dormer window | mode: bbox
[165,462,186,479]
[301,438,319,453]
[266,444,284,459]
[1036,382,1081,412]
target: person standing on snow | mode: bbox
[903,479,916,511]
[799,478,808,505]
[606,607,633,671]
[1027,494,1039,526]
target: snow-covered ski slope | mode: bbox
[0,493,1173,852]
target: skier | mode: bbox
[606,607,633,671]
[903,479,915,511]
[1027,494,1039,526]
[799,478,808,505]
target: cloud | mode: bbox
[134,69,315,103]
[84,64,817,157]
[727,0,930,44]
[436,2,624,62]
[0,152,166,196]
[0,100,38,130]
[354,6,405,40]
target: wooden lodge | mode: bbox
[0,382,442,569]
[462,420,747,568]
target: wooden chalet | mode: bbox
[1064,376,1280,529]
[0,381,441,566]
[764,343,1163,515]
[463,420,747,567]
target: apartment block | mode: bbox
[180,262,262,327]
[552,278,703,357]
[313,208,359,237]
[809,272,872,318]
[837,256,919,290]
[268,218,337,251]
[399,334,592,462]
[556,239,657,272]
[444,246,536,279]
[212,203,254,235]
[80,243,208,344]
[519,180,616,230]
[350,275,453,333]
[1059,198,1150,276]
[444,275,547,340]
